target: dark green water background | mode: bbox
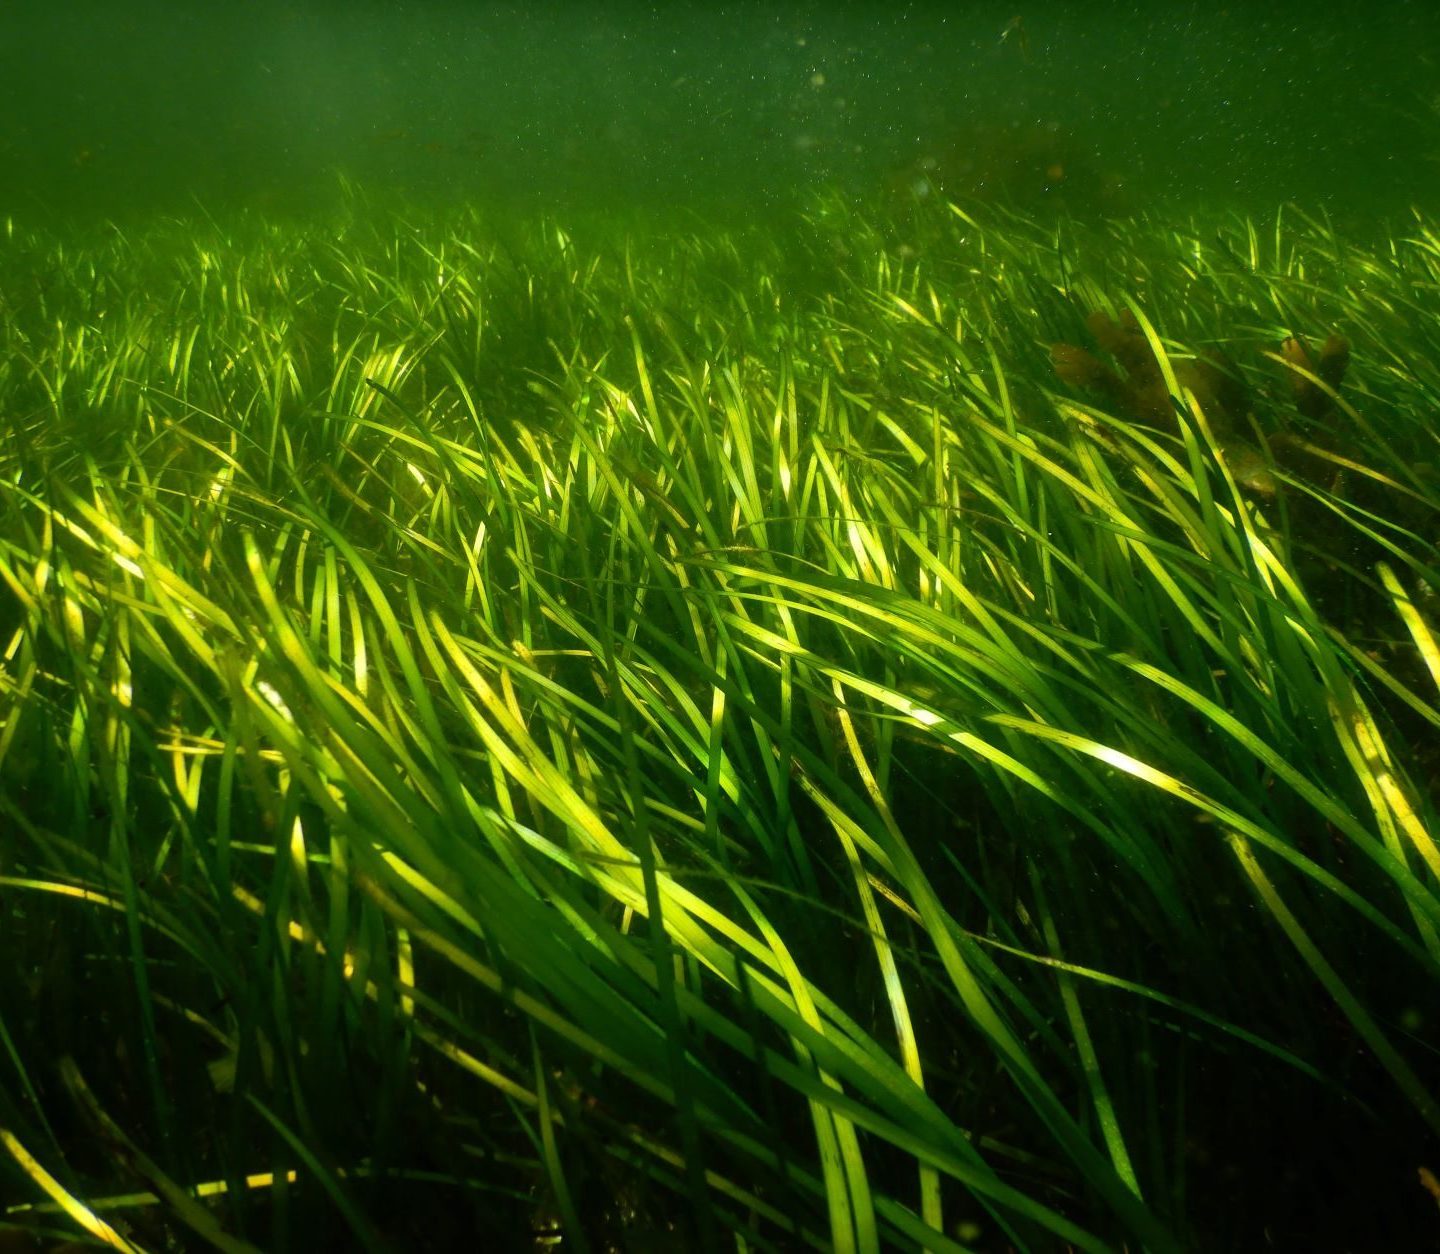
[4,0,1438,224]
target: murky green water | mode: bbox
[4,0,1436,225]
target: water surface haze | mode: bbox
[4,0,1436,225]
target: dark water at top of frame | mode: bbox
[3,0,1438,231]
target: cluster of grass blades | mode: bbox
[0,186,1438,1251]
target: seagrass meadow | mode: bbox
[1,186,1439,1252]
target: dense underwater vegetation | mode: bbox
[1,182,1438,1250]
[4,0,1440,1249]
